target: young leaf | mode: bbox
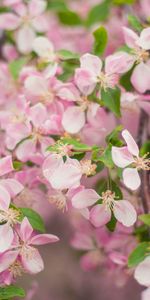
[101,86,121,117]
[86,0,111,27]
[106,125,123,146]
[139,214,150,226]
[20,208,46,233]
[93,26,108,56]
[120,66,134,91]
[9,58,27,80]
[58,49,79,60]
[58,10,82,26]
[107,213,117,232]
[97,144,114,168]
[0,285,25,299]
[128,15,143,33]
[140,141,150,157]
[47,0,67,11]
[128,242,150,267]
[61,137,92,151]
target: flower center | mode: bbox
[0,208,20,225]
[80,159,96,176]
[134,154,150,170]
[101,190,116,211]
[48,191,67,211]
[9,261,24,278]
[133,48,149,63]
[98,72,119,90]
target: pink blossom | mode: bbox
[0,0,48,54]
[112,129,150,190]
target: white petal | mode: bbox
[123,168,141,190]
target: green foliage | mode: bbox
[93,26,108,56]
[106,125,123,146]
[101,87,121,117]
[139,214,150,227]
[9,58,27,80]
[113,0,136,4]
[107,213,117,232]
[140,141,150,157]
[95,178,123,199]
[13,161,24,171]
[86,0,111,27]
[47,0,67,11]
[20,208,46,233]
[120,66,134,91]
[0,285,25,299]
[128,242,150,267]
[128,15,143,33]
[58,49,79,60]
[58,10,82,26]
[97,144,114,168]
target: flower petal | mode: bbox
[0,224,14,252]
[30,234,59,245]
[32,36,54,58]
[131,63,150,94]
[90,204,111,227]
[21,246,44,274]
[112,146,134,168]
[0,13,20,30]
[62,106,85,134]
[122,129,139,156]
[123,27,139,48]
[0,155,13,176]
[113,200,137,227]
[134,256,150,287]
[19,217,33,242]
[123,168,141,190]
[29,0,46,17]
[0,185,11,210]
[0,179,24,198]
[80,53,102,76]
[25,75,48,96]
[75,68,97,95]
[137,28,150,50]
[16,26,36,54]
[72,189,99,209]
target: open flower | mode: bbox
[75,52,133,95]
[123,27,150,93]
[112,129,150,190]
[72,189,137,227]
[0,0,48,53]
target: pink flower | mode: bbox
[141,287,150,300]
[134,256,150,287]
[123,26,150,93]
[72,189,137,227]
[75,52,133,95]
[0,0,48,54]
[112,129,150,190]
[42,154,82,190]
[0,179,23,252]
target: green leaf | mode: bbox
[97,144,114,168]
[113,0,136,5]
[0,285,25,299]
[13,160,24,171]
[120,66,134,91]
[139,214,150,226]
[58,49,79,60]
[128,242,150,267]
[47,0,67,11]
[86,0,111,27]
[140,141,150,157]
[106,125,123,146]
[128,15,143,33]
[9,58,27,80]
[107,213,117,232]
[58,10,82,26]
[101,86,121,117]
[93,26,108,56]
[61,137,92,152]
[95,178,123,199]
[20,208,45,233]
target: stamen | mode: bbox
[80,159,97,176]
[0,208,20,225]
